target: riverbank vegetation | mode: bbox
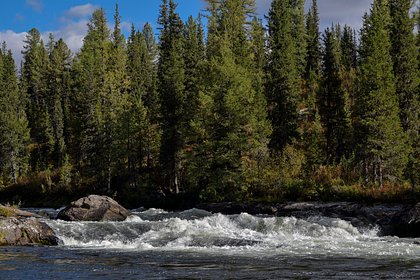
[0,0,419,208]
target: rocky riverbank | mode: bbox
[0,204,59,246]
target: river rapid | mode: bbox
[1,208,420,279]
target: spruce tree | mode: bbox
[340,25,358,110]
[305,0,321,109]
[267,0,299,151]
[126,24,160,187]
[47,38,72,168]
[389,0,420,187]
[318,27,351,163]
[71,8,115,190]
[290,0,307,77]
[183,16,204,133]
[192,0,270,200]
[21,28,53,171]
[354,0,409,187]
[158,0,186,194]
[0,45,30,183]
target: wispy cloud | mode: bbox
[65,3,99,19]
[15,13,25,22]
[26,0,43,12]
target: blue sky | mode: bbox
[0,0,382,64]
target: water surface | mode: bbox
[1,208,420,279]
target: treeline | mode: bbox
[0,0,419,206]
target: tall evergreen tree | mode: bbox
[318,27,351,163]
[183,16,205,130]
[158,0,186,194]
[47,37,72,168]
[290,0,307,77]
[267,0,299,151]
[126,24,160,188]
[0,45,30,183]
[71,8,120,191]
[389,0,420,187]
[305,0,321,109]
[340,25,358,110]
[354,0,409,187]
[191,0,270,199]
[21,28,53,171]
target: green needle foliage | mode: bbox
[354,0,409,188]
[0,0,418,205]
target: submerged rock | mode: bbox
[0,217,59,246]
[57,195,130,222]
[388,203,420,237]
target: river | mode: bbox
[1,208,420,279]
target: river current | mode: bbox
[1,208,420,279]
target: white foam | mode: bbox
[46,211,420,259]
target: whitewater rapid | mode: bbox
[45,208,420,259]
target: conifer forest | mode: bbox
[0,0,419,208]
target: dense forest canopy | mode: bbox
[0,0,419,207]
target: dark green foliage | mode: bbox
[189,0,271,200]
[71,7,129,191]
[290,0,307,77]
[354,0,409,187]
[267,0,299,151]
[21,28,53,171]
[0,44,30,183]
[305,0,321,109]
[47,38,72,168]
[158,0,187,194]
[126,23,160,189]
[318,27,352,163]
[389,0,420,188]
[0,0,417,205]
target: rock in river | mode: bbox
[0,217,59,246]
[57,195,130,222]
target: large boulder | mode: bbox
[57,195,130,221]
[0,217,59,246]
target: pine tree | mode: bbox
[126,24,160,188]
[21,28,53,171]
[318,27,351,163]
[158,0,186,194]
[47,37,72,168]
[267,0,299,152]
[305,0,321,109]
[192,0,270,200]
[290,0,307,77]
[354,0,409,187]
[71,8,115,190]
[0,44,30,183]
[141,23,159,119]
[340,25,358,111]
[183,16,204,133]
[389,0,419,187]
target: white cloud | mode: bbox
[52,19,89,53]
[26,0,43,12]
[0,3,93,66]
[256,0,372,32]
[65,4,99,19]
[0,30,27,67]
